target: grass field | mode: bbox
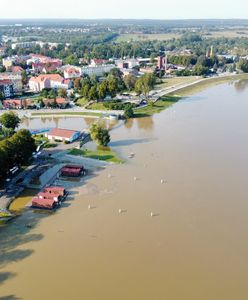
[115,33,181,42]
[31,111,102,117]
[169,74,248,97]
[69,147,123,164]
[134,95,180,117]
[155,76,200,90]
[203,30,248,39]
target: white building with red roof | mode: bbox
[29,74,72,92]
[45,128,81,143]
[64,66,82,79]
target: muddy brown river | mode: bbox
[1,81,248,299]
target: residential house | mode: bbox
[64,66,82,79]
[0,73,23,93]
[0,80,14,98]
[29,74,72,92]
[43,97,69,108]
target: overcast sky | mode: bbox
[1,0,248,19]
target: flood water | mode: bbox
[1,81,248,299]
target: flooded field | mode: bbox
[1,81,248,299]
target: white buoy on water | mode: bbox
[134,176,137,181]
[150,212,159,217]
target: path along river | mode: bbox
[1,80,248,299]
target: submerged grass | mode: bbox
[69,147,123,164]
[134,95,181,117]
[32,112,102,117]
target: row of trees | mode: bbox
[0,129,37,182]
[0,112,36,182]
[74,71,156,102]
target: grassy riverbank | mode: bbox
[135,74,248,116]
[69,147,123,164]
[134,95,180,117]
[31,111,102,117]
[171,74,248,97]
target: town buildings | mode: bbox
[29,74,72,92]
[80,63,116,76]
[0,80,14,98]
[0,73,23,93]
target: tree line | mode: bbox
[0,112,36,182]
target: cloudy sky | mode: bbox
[0,0,247,19]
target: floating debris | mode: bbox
[108,173,112,178]
[25,224,33,228]
[150,212,160,217]
[128,152,135,159]
[134,177,137,181]
[160,179,167,184]
[118,209,127,214]
[88,205,96,210]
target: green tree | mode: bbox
[90,123,110,146]
[0,111,20,130]
[135,73,156,98]
[237,59,248,73]
[88,86,98,100]
[123,74,137,91]
[58,88,67,98]
[98,81,108,99]
[124,106,134,119]
[0,91,4,101]
[48,89,58,99]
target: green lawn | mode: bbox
[76,97,89,107]
[69,147,123,164]
[87,102,109,110]
[170,74,248,97]
[134,95,181,117]
[32,112,102,117]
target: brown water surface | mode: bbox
[1,82,248,299]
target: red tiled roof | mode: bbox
[56,97,67,104]
[37,192,59,200]
[47,128,78,139]
[0,79,12,85]
[32,197,56,209]
[29,74,64,84]
[10,66,24,73]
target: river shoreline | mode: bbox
[1,73,248,220]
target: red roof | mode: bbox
[44,186,65,195]
[56,97,67,104]
[29,74,64,84]
[47,128,78,139]
[37,192,60,200]
[32,198,56,209]
[3,99,22,107]
[0,79,12,86]
[10,66,24,73]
